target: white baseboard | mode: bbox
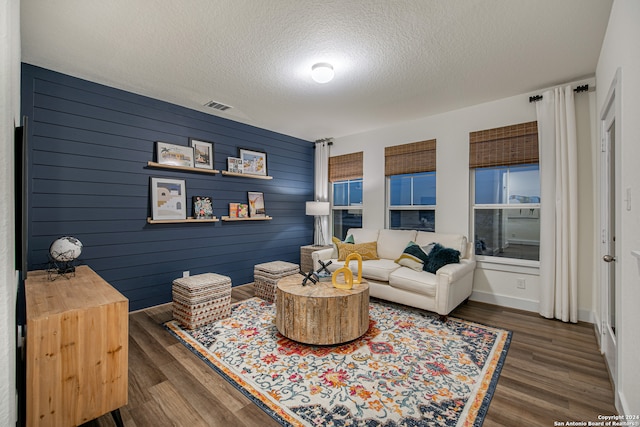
[469,290,595,323]
[469,290,538,312]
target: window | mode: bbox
[329,152,363,240]
[385,139,436,231]
[387,172,435,231]
[470,121,540,262]
[473,164,540,261]
[332,179,363,240]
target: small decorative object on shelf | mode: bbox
[192,196,214,219]
[150,177,187,221]
[47,236,83,280]
[227,157,243,173]
[189,138,214,170]
[229,203,239,218]
[228,202,249,218]
[239,148,267,176]
[248,191,266,218]
[156,141,194,168]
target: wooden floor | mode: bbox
[89,284,617,427]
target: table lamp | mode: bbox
[306,201,330,246]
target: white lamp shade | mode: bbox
[306,201,330,216]
[311,63,334,84]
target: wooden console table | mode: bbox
[25,265,128,426]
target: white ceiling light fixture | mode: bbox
[311,63,334,84]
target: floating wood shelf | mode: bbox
[221,216,273,221]
[147,216,219,224]
[147,161,220,175]
[221,171,273,180]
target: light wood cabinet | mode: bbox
[26,265,128,426]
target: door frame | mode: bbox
[599,67,622,411]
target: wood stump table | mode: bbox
[275,274,369,345]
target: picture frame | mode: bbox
[156,142,194,168]
[227,157,243,174]
[192,196,214,219]
[150,177,186,220]
[229,203,239,218]
[239,148,267,176]
[247,191,266,217]
[189,138,214,170]
[238,203,249,218]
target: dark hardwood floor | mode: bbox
[90,284,616,427]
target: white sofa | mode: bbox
[312,228,476,316]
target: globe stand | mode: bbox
[46,256,78,281]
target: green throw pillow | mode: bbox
[424,243,461,274]
[395,241,430,272]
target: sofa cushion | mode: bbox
[376,229,418,260]
[327,258,401,282]
[415,231,468,258]
[424,243,461,274]
[388,268,437,297]
[331,235,354,258]
[394,241,430,272]
[347,228,380,244]
[334,241,379,261]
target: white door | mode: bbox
[600,70,620,391]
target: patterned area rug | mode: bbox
[166,297,511,427]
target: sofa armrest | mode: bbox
[311,248,334,271]
[434,258,476,315]
[436,258,476,282]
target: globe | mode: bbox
[49,236,83,262]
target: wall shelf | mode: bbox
[221,170,273,180]
[221,216,273,221]
[147,216,219,224]
[147,161,220,175]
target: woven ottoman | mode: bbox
[254,261,299,302]
[172,273,232,329]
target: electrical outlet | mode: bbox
[517,278,526,289]
[183,271,190,278]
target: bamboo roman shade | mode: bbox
[469,121,538,168]
[329,152,363,182]
[384,139,436,176]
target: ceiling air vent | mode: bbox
[203,100,232,111]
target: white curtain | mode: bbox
[536,85,579,323]
[314,140,331,245]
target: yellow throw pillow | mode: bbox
[335,241,379,261]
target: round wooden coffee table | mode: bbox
[275,274,369,345]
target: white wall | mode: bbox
[333,79,596,320]
[596,0,640,414]
[0,0,20,424]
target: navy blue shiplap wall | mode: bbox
[21,64,314,311]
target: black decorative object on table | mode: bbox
[298,269,317,286]
[316,260,332,276]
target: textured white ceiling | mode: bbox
[20,0,612,141]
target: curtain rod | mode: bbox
[312,137,333,147]
[529,84,593,103]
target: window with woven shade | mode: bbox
[385,140,436,232]
[329,152,363,240]
[470,121,540,262]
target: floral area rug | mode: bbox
[165,297,511,427]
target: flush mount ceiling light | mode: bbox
[311,63,334,84]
